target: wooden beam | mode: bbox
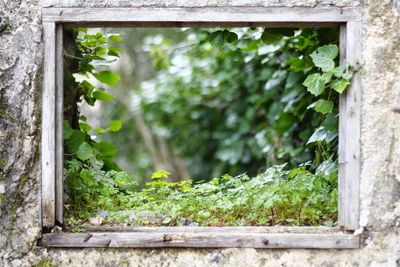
[342,21,362,230]
[55,24,64,225]
[42,7,361,26]
[41,231,359,249]
[42,21,57,228]
[338,23,347,228]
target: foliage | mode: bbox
[65,159,137,218]
[137,27,352,179]
[63,28,125,170]
[63,28,137,220]
[64,27,353,227]
[66,163,337,227]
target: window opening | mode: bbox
[62,27,352,230]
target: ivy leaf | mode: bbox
[209,30,226,47]
[307,127,337,145]
[93,89,113,101]
[303,73,325,96]
[109,35,122,43]
[109,120,122,132]
[229,33,239,43]
[93,71,121,86]
[313,99,334,114]
[261,31,281,44]
[94,142,118,159]
[331,79,350,94]
[209,30,238,47]
[323,113,338,132]
[342,68,353,81]
[333,66,345,78]
[310,44,338,72]
[79,122,91,133]
[65,130,86,153]
[321,72,333,84]
[275,112,296,135]
[63,120,73,139]
[76,142,94,161]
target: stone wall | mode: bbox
[0,0,399,266]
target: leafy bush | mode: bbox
[66,162,337,227]
[136,27,351,179]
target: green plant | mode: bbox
[64,27,352,227]
[66,162,338,227]
[136,27,351,179]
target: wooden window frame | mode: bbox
[40,7,362,249]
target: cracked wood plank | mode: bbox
[41,232,359,249]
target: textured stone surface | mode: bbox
[0,0,399,266]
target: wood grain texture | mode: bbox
[343,21,362,230]
[42,22,56,228]
[42,7,361,26]
[338,23,347,228]
[41,231,359,248]
[55,24,64,225]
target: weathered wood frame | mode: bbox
[41,7,362,248]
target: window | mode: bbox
[40,7,361,248]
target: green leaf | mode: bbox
[209,30,225,47]
[109,35,122,43]
[76,142,94,161]
[261,31,281,44]
[313,99,334,114]
[108,46,120,57]
[208,30,238,47]
[94,142,117,159]
[79,122,91,133]
[321,72,333,84]
[93,89,113,101]
[151,170,170,180]
[93,71,121,86]
[342,67,353,80]
[310,44,339,72]
[109,120,122,132]
[307,127,337,145]
[275,112,296,135]
[333,66,345,78]
[226,31,238,43]
[63,120,73,139]
[65,130,86,153]
[323,113,338,131]
[96,127,106,134]
[331,79,350,94]
[303,73,325,96]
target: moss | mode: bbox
[0,157,6,170]
[9,176,29,223]
[32,258,56,267]
[0,107,6,118]
[0,194,5,206]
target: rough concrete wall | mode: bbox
[0,0,399,266]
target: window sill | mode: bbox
[39,226,359,249]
